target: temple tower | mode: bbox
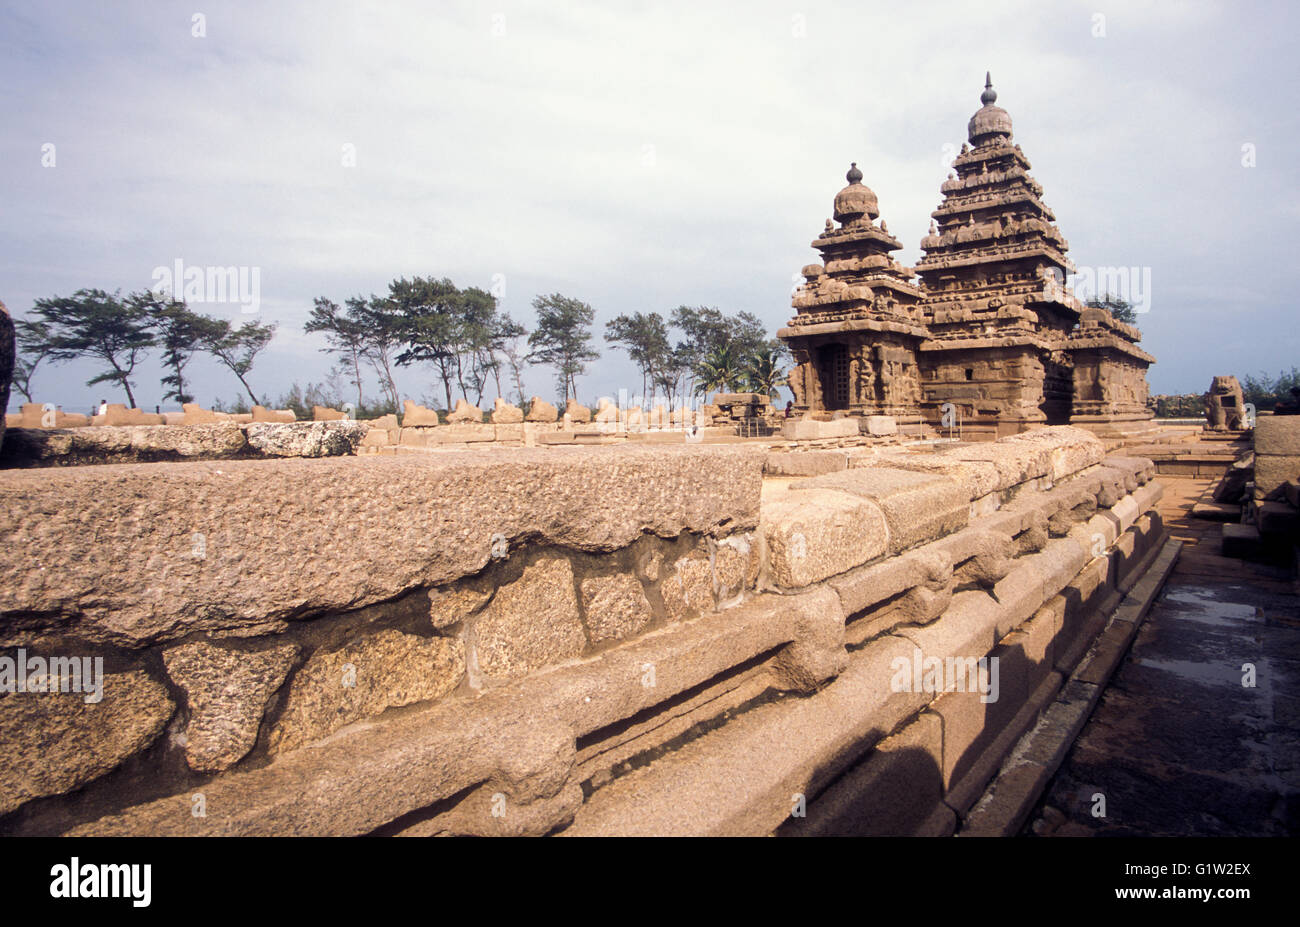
[779,163,927,418]
[914,74,1082,438]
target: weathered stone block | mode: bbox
[245,421,369,457]
[435,423,496,443]
[525,397,558,422]
[1256,415,1300,457]
[782,712,943,836]
[474,555,587,679]
[1255,453,1300,500]
[491,398,524,424]
[830,547,953,620]
[863,415,897,436]
[270,630,463,753]
[565,400,592,423]
[163,641,298,771]
[402,399,441,426]
[761,489,888,588]
[769,586,847,692]
[251,405,295,423]
[0,446,764,647]
[579,573,655,644]
[593,399,619,424]
[712,535,758,599]
[870,450,1000,501]
[182,402,221,424]
[781,417,858,440]
[0,670,173,815]
[796,466,968,554]
[763,450,848,476]
[661,551,715,621]
[446,399,482,423]
[313,406,348,421]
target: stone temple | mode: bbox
[781,74,1155,441]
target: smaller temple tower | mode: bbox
[1065,306,1156,437]
[779,163,927,418]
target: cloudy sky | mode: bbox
[2,0,1296,413]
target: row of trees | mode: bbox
[11,278,789,414]
[603,306,787,402]
[306,278,583,413]
[13,289,276,407]
[304,277,790,412]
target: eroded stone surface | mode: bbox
[661,551,715,622]
[270,630,464,753]
[245,421,369,457]
[797,466,968,554]
[0,670,173,815]
[0,445,763,647]
[761,489,888,588]
[474,555,587,679]
[447,399,483,423]
[163,641,298,771]
[579,573,655,644]
[491,398,524,424]
[525,397,558,422]
[3,423,250,466]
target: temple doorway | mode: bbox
[817,343,851,410]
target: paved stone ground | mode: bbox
[1027,477,1300,836]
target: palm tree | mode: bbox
[743,346,788,400]
[693,344,742,398]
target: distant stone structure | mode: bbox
[781,75,1155,440]
[1204,375,1246,431]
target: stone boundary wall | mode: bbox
[0,427,1164,836]
[1252,415,1300,539]
[1,421,371,467]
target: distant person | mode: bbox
[1275,386,1300,415]
[784,401,794,418]
[96,399,108,417]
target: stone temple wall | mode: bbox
[0,429,1167,835]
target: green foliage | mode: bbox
[28,288,156,407]
[1153,394,1202,418]
[11,318,53,403]
[305,297,369,411]
[138,293,222,406]
[605,311,673,401]
[1242,368,1300,410]
[527,293,599,402]
[210,394,251,415]
[741,345,789,400]
[386,276,516,409]
[1086,293,1138,327]
[693,344,742,396]
[671,305,781,398]
[271,379,397,421]
[201,318,277,406]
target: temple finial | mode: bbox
[846,162,863,184]
[980,72,997,105]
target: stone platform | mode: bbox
[0,427,1169,836]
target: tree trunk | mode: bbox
[352,351,364,412]
[235,372,259,406]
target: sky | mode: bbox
[2,0,1297,414]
